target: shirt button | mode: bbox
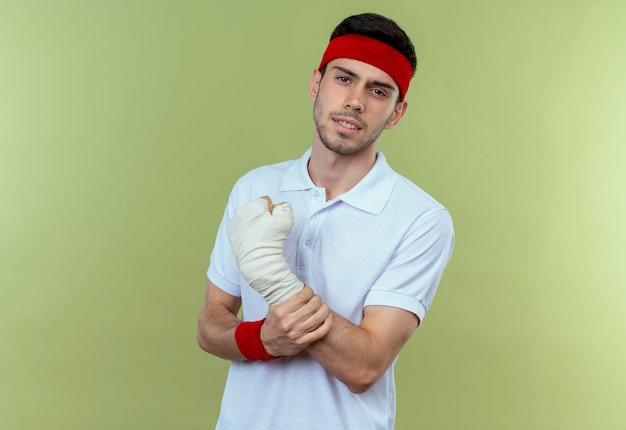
[305,240,311,246]
[314,191,320,197]
[312,214,319,220]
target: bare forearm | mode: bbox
[307,312,387,393]
[197,305,244,360]
[307,307,418,394]
[196,283,245,361]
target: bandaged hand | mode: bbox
[227,196,304,305]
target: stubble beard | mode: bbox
[313,97,386,157]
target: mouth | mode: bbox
[335,119,360,130]
[332,115,363,132]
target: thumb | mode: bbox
[269,202,294,233]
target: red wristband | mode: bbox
[235,319,278,361]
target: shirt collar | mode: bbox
[280,148,316,192]
[281,148,397,216]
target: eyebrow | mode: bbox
[332,65,397,92]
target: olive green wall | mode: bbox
[1,1,625,429]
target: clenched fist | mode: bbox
[227,196,304,305]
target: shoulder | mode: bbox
[392,172,450,215]
[228,158,298,206]
[374,152,449,216]
[384,173,455,247]
[237,158,295,183]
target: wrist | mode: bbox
[235,319,278,361]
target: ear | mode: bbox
[308,69,322,102]
[385,101,408,130]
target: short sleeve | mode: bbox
[206,183,248,297]
[363,208,454,322]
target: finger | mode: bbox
[299,313,333,345]
[261,196,275,213]
[283,294,326,336]
[270,286,313,313]
[297,286,315,301]
[271,201,293,220]
[299,300,329,332]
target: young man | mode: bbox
[197,13,454,429]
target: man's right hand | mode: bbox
[227,196,304,305]
[260,287,333,357]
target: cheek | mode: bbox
[314,90,335,115]
[385,104,402,122]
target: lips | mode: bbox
[336,120,359,130]
[331,115,363,132]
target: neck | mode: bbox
[307,136,378,201]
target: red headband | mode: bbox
[318,34,413,100]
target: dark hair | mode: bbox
[329,13,417,76]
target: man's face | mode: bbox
[309,58,407,157]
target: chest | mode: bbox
[281,198,407,320]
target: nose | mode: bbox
[345,90,364,112]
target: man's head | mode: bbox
[309,13,415,157]
[319,13,416,101]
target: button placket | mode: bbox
[296,188,326,274]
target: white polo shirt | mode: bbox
[207,148,454,430]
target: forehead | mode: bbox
[326,58,398,90]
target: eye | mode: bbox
[336,75,350,84]
[372,88,387,98]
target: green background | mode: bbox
[2,1,625,429]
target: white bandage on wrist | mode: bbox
[227,197,304,305]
